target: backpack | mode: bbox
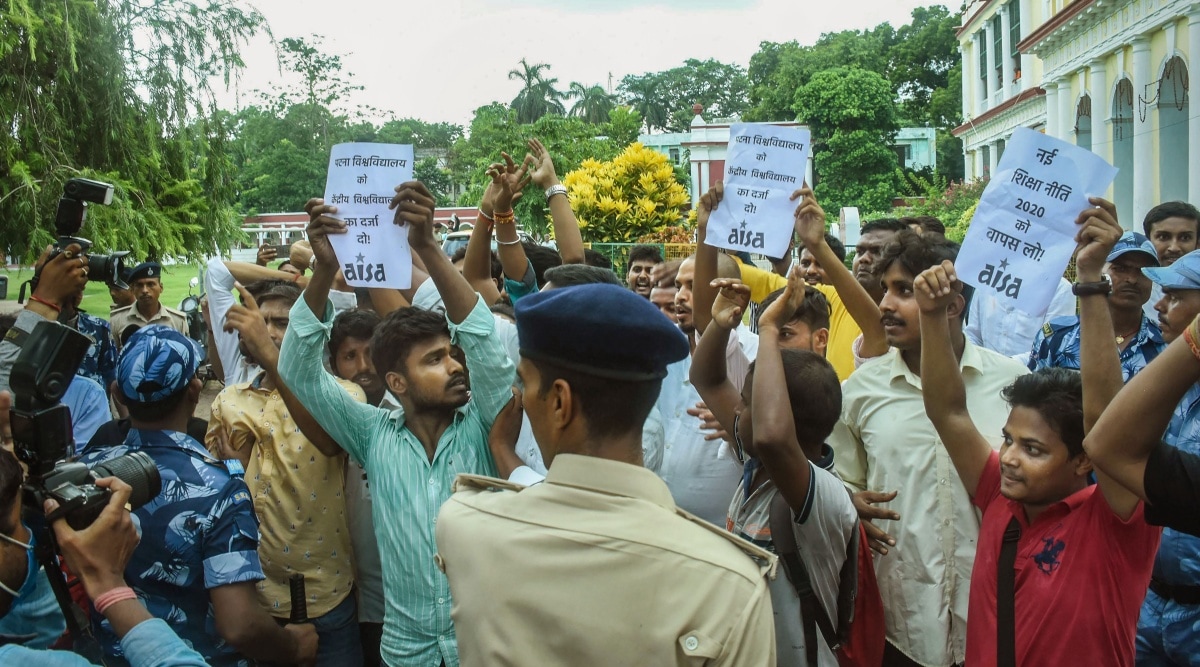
[768,492,885,667]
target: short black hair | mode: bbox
[629,245,664,265]
[451,247,503,281]
[124,386,193,422]
[119,325,142,346]
[370,307,450,377]
[1002,368,1084,458]
[799,233,846,262]
[779,349,841,446]
[544,264,623,288]
[530,358,662,440]
[915,216,946,236]
[878,231,972,315]
[248,281,301,310]
[1143,201,1200,236]
[755,286,831,332]
[522,241,563,288]
[861,218,909,235]
[277,260,299,273]
[583,248,612,269]
[329,308,381,362]
[490,302,516,321]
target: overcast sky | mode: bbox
[218,0,955,127]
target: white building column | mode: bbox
[1089,58,1110,162]
[985,19,999,106]
[1044,81,1059,137]
[974,148,986,180]
[1019,0,1034,91]
[1189,10,1200,203]
[691,160,702,206]
[975,34,988,113]
[1132,36,1153,220]
[699,161,711,198]
[1059,77,1076,142]
[988,141,1001,176]
[1000,4,1015,98]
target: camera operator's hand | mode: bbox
[30,243,88,315]
[284,622,319,666]
[224,283,279,372]
[256,243,277,267]
[45,477,139,601]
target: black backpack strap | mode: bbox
[997,516,1022,667]
[769,492,840,666]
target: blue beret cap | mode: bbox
[515,284,689,380]
[1106,232,1159,266]
[117,325,201,404]
[127,262,162,283]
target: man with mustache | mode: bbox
[109,262,188,338]
[828,230,1028,666]
[626,244,662,298]
[207,280,362,665]
[1028,232,1166,382]
[1141,202,1200,320]
[1130,249,1200,664]
[797,232,846,287]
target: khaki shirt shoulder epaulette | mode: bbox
[109,303,189,338]
[436,457,778,667]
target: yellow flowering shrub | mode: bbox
[563,143,689,242]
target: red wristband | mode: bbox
[93,587,139,615]
[29,295,62,313]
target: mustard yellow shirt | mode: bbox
[732,258,861,381]
[206,374,364,618]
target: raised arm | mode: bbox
[692,183,725,335]
[1074,198,1141,519]
[462,201,502,305]
[793,186,886,357]
[528,138,585,265]
[487,154,533,284]
[222,260,309,288]
[392,181,479,324]
[689,279,751,436]
[300,197,342,320]
[753,267,813,512]
[914,261,992,496]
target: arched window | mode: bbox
[1113,79,1135,227]
[1076,95,1092,152]
[1158,56,1189,202]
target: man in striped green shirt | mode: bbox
[278,182,515,666]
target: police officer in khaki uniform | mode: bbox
[435,283,778,666]
[109,262,188,339]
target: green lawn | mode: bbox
[1,264,204,321]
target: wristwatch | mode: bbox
[545,184,568,200]
[1072,274,1112,297]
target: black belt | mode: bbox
[1150,577,1200,605]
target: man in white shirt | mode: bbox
[829,230,1028,666]
[965,278,1076,358]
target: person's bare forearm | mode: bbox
[690,321,732,392]
[224,261,306,287]
[547,193,585,264]
[302,264,336,320]
[811,240,885,356]
[495,221,528,281]
[1078,290,1124,433]
[415,241,479,323]
[693,224,719,335]
[464,213,501,303]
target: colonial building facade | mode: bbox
[955,0,1199,227]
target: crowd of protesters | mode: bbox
[1,137,1199,667]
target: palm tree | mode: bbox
[508,58,565,123]
[619,76,669,132]
[568,82,616,124]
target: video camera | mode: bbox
[23,178,131,299]
[8,320,160,529]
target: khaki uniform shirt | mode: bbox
[206,373,361,618]
[109,303,188,338]
[435,454,778,667]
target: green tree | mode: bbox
[508,58,566,123]
[415,157,456,207]
[1,0,266,261]
[568,83,616,124]
[794,67,900,213]
[619,59,750,132]
[604,107,644,148]
[888,5,961,124]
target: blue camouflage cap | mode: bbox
[117,325,201,404]
[515,283,689,381]
[1142,249,1200,290]
[1106,232,1159,266]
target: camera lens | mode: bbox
[91,451,162,510]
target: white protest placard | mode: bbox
[957,127,1118,316]
[322,143,415,289]
[707,123,811,258]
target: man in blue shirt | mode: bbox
[1134,250,1200,664]
[1029,232,1166,381]
[78,325,316,666]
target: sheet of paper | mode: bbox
[322,143,415,289]
[706,123,811,258]
[957,127,1118,316]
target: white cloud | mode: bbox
[222,0,953,126]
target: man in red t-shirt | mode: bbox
[913,198,1160,666]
